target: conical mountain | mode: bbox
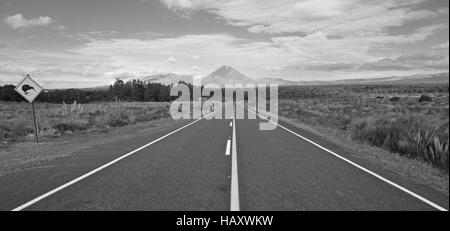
[202,65,255,85]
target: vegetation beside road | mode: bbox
[0,101,171,144]
[278,85,449,172]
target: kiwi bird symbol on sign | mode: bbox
[22,84,36,95]
[15,75,44,103]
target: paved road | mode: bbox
[0,104,448,211]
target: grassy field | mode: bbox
[278,85,449,172]
[0,101,171,144]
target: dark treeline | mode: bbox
[108,79,173,102]
[0,78,275,103]
[0,79,185,103]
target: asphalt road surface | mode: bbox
[0,103,448,211]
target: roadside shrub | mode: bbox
[53,119,89,133]
[105,108,132,127]
[0,123,11,141]
[351,118,388,147]
[0,118,34,142]
[398,128,449,171]
[351,116,449,171]
[350,119,368,142]
[418,95,432,102]
[11,118,34,136]
[39,127,58,137]
[390,96,401,102]
[429,137,449,172]
[383,124,404,154]
[61,101,84,115]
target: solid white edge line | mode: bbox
[12,108,223,211]
[230,103,240,211]
[241,104,447,212]
[225,139,231,156]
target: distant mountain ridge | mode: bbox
[257,73,449,86]
[139,66,448,86]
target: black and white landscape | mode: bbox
[0,0,449,214]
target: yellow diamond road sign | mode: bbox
[15,75,44,103]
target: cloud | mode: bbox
[304,63,356,71]
[1,28,447,87]
[293,0,345,19]
[4,14,53,30]
[358,50,449,71]
[263,66,284,71]
[0,47,118,88]
[167,56,177,63]
[433,41,449,49]
[159,0,445,38]
[161,0,195,10]
[68,31,447,79]
[62,33,303,81]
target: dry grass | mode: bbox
[278,85,449,172]
[0,101,171,144]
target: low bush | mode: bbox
[53,119,89,133]
[350,115,449,171]
[105,108,135,127]
[418,95,432,102]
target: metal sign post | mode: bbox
[14,75,44,143]
[31,102,39,142]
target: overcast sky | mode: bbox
[0,0,448,88]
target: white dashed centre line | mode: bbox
[225,139,231,156]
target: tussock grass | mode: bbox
[279,85,449,172]
[0,101,171,143]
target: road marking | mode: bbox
[230,103,240,211]
[242,104,447,211]
[229,122,232,127]
[11,108,223,211]
[225,139,231,156]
